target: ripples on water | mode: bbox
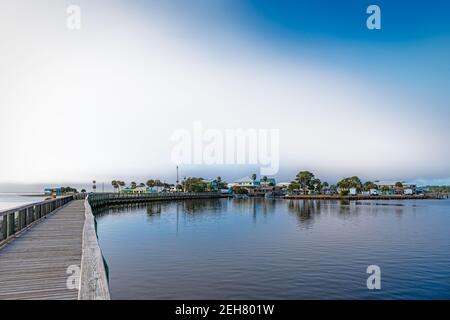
[95,198,450,299]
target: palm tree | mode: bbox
[111,180,118,193]
[251,173,257,181]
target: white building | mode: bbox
[147,186,165,193]
[233,177,260,187]
[137,186,148,193]
[404,188,413,195]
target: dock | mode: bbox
[0,192,227,300]
[0,200,85,300]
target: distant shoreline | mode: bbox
[283,194,448,200]
[11,193,450,201]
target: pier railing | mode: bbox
[0,196,75,245]
[78,195,110,300]
[88,192,229,209]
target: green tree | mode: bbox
[232,186,248,195]
[182,177,207,192]
[295,171,315,194]
[363,181,378,191]
[395,182,403,188]
[311,178,322,193]
[131,181,137,189]
[251,173,257,182]
[288,182,300,193]
[154,180,164,187]
[337,176,362,194]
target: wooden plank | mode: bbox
[0,200,85,300]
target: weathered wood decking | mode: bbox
[0,200,85,300]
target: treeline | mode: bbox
[181,177,227,192]
[110,177,227,193]
[288,171,407,195]
[110,179,171,192]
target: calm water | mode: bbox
[95,198,450,299]
[0,193,47,211]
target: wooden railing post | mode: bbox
[18,209,26,230]
[26,207,34,225]
[7,213,15,238]
[1,216,7,240]
[35,205,41,220]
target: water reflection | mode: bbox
[182,198,224,214]
[94,198,408,229]
[286,200,319,228]
[95,198,450,299]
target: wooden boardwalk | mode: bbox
[0,200,85,300]
[0,192,227,300]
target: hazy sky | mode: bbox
[0,0,449,188]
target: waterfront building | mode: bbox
[276,182,291,189]
[44,187,77,195]
[260,178,276,187]
[233,177,261,188]
[375,181,417,195]
[44,187,63,196]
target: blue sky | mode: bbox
[0,0,449,188]
[135,0,450,105]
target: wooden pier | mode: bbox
[0,199,85,300]
[0,192,227,300]
[88,191,230,209]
